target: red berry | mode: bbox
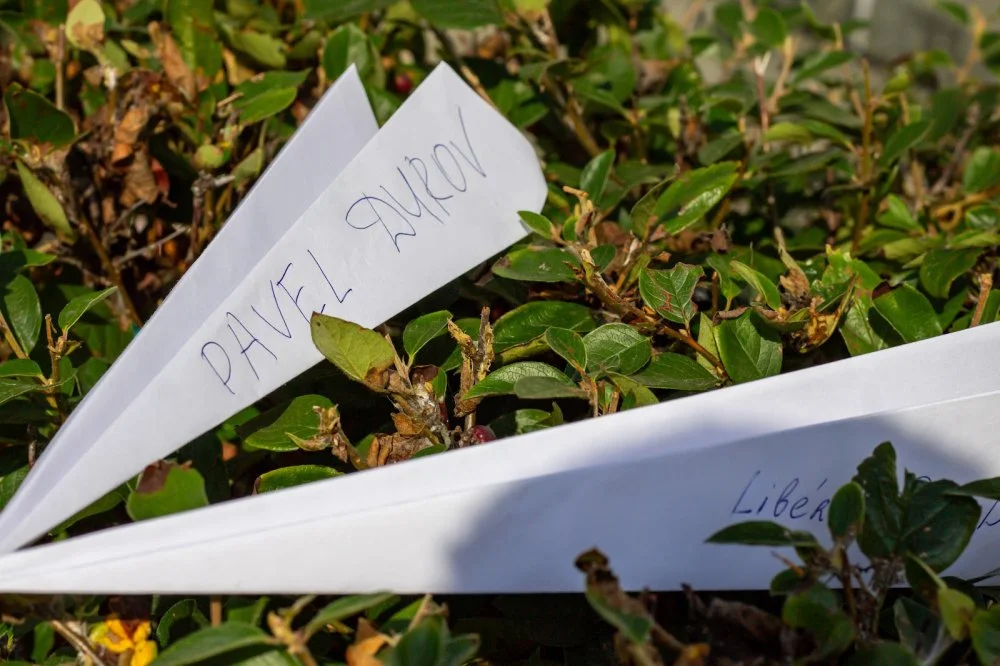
[468,425,496,444]
[394,73,413,96]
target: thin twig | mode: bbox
[114,225,187,267]
[971,273,994,327]
[51,620,108,666]
[54,26,65,110]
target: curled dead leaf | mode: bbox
[112,105,150,165]
[122,150,160,205]
[367,433,433,467]
[149,22,195,100]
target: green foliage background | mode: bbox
[2,0,1000,663]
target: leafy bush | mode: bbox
[2,0,1000,663]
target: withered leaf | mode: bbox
[366,433,433,467]
[149,22,196,100]
[122,151,159,205]
[112,106,150,165]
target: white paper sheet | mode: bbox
[0,62,547,555]
[2,321,999,593]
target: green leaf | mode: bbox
[403,311,452,362]
[544,327,587,371]
[0,467,28,510]
[730,261,782,310]
[590,244,616,272]
[854,442,902,561]
[828,482,865,539]
[233,148,264,185]
[125,464,209,522]
[629,178,671,238]
[846,643,919,666]
[655,162,739,234]
[763,122,813,144]
[877,194,920,231]
[311,313,396,386]
[412,0,502,28]
[583,324,651,376]
[225,28,286,69]
[715,312,782,384]
[256,465,341,493]
[580,150,614,202]
[963,147,1000,194]
[782,587,855,661]
[904,480,980,572]
[465,362,574,399]
[938,0,970,23]
[638,264,703,325]
[750,8,787,48]
[631,353,718,391]
[305,592,396,638]
[304,0,394,21]
[4,83,75,147]
[152,623,273,666]
[50,488,124,534]
[0,378,44,407]
[584,588,653,644]
[518,210,553,237]
[493,247,579,282]
[948,477,1000,500]
[707,521,817,546]
[972,606,1000,666]
[878,120,930,168]
[873,285,943,343]
[157,599,209,647]
[698,131,744,165]
[939,587,975,640]
[2,273,41,354]
[242,395,335,452]
[57,286,116,333]
[0,359,42,378]
[919,248,980,298]
[493,301,596,351]
[15,162,75,242]
[791,50,854,83]
[233,87,297,125]
[895,597,942,659]
[322,23,380,85]
[514,376,587,400]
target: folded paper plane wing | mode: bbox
[0,63,548,555]
[2,322,999,593]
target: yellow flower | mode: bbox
[89,615,158,666]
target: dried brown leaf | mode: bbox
[149,23,195,100]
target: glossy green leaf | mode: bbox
[233,87,298,125]
[323,23,380,85]
[714,312,782,384]
[15,162,75,242]
[583,324,651,376]
[465,362,573,399]
[403,311,452,362]
[0,379,43,407]
[828,482,865,539]
[518,210,554,237]
[707,521,817,546]
[4,83,75,147]
[638,264,703,324]
[963,146,1000,194]
[225,28,286,69]
[164,0,220,79]
[493,247,579,283]
[2,273,42,354]
[0,359,42,378]
[157,599,209,647]
[242,395,335,452]
[544,327,587,371]
[152,623,273,666]
[126,464,209,522]
[311,313,396,386]
[631,353,718,391]
[57,286,116,333]
[305,592,396,637]
[514,376,587,400]
[877,194,920,231]
[493,301,596,351]
[580,150,614,202]
[919,248,979,298]
[655,162,739,234]
[411,0,502,28]
[256,465,341,493]
[730,261,782,310]
[629,178,671,238]
[0,467,28,511]
[873,285,943,343]
[763,122,813,144]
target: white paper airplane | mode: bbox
[2,321,999,593]
[0,63,547,555]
